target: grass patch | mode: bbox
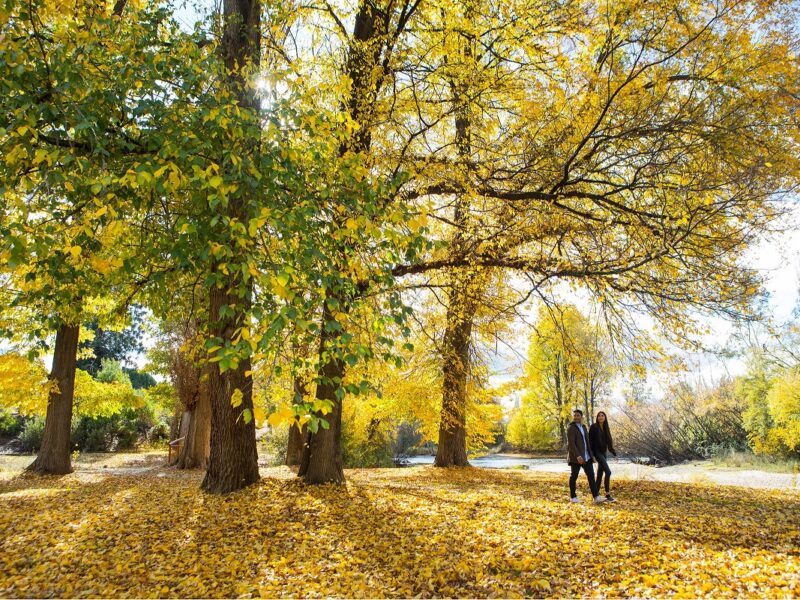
[711,450,800,473]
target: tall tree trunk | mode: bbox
[201,285,260,493]
[28,323,80,475]
[285,376,308,467]
[434,10,478,468]
[201,0,261,494]
[298,0,391,484]
[555,352,566,448]
[299,303,345,483]
[177,376,211,469]
[434,289,476,467]
[583,384,589,424]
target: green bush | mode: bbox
[18,417,46,452]
[123,368,157,390]
[71,409,140,452]
[258,425,289,466]
[0,409,24,438]
[342,422,394,468]
[506,407,560,452]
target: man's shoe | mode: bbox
[570,497,583,503]
[605,495,616,502]
[593,496,607,503]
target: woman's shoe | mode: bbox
[593,496,607,503]
[570,496,583,503]
[605,494,616,502]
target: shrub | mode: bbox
[0,409,24,438]
[258,425,290,466]
[71,409,140,452]
[123,368,157,390]
[18,417,46,452]
[616,379,748,463]
[342,416,394,468]
[506,407,560,452]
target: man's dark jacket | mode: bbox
[566,422,594,465]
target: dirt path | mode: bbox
[1,452,797,490]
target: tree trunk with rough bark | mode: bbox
[200,0,261,494]
[177,377,211,469]
[201,284,260,493]
[285,377,308,467]
[434,289,476,467]
[299,303,346,483]
[298,0,394,485]
[28,323,80,475]
[434,15,478,469]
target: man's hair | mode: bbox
[573,409,583,416]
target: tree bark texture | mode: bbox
[299,0,392,484]
[299,303,346,483]
[285,376,308,467]
[434,286,477,467]
[201,285,260,493]
[28,323,80,475]
[177,374,211,470]
[434,16,478,468]
[201,0,261,494]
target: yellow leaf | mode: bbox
[267,403,295,428]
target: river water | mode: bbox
[401,454,568,470]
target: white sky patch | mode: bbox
[485,206,800,406]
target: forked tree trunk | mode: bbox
[28,323,80,475]
[200,0,261,494]
[434,291,476,468]
[299,303,345,484]
[177,378,211,469]
[285,377,308,467]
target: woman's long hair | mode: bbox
[596,411,612,446]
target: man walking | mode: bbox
[567,409,606,504]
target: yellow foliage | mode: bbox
[766,370,800,454]
[0,463,798,597]
[73,369,141,418]
[0,353,140,418]
[0,353,53,415]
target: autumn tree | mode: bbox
[0,0,169,473]
[396,0,800,465]
[509,304,613,448]
[147,317,210,468]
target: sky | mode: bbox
[485,203,800,408]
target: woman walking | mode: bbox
[589,411,617,502]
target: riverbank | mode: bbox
[403,454,800,489]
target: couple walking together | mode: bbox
[567,409,616,504]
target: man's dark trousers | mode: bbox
[569,462,599,498]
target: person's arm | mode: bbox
[608,435,617,456]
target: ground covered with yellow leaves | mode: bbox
[1,458,798,598]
